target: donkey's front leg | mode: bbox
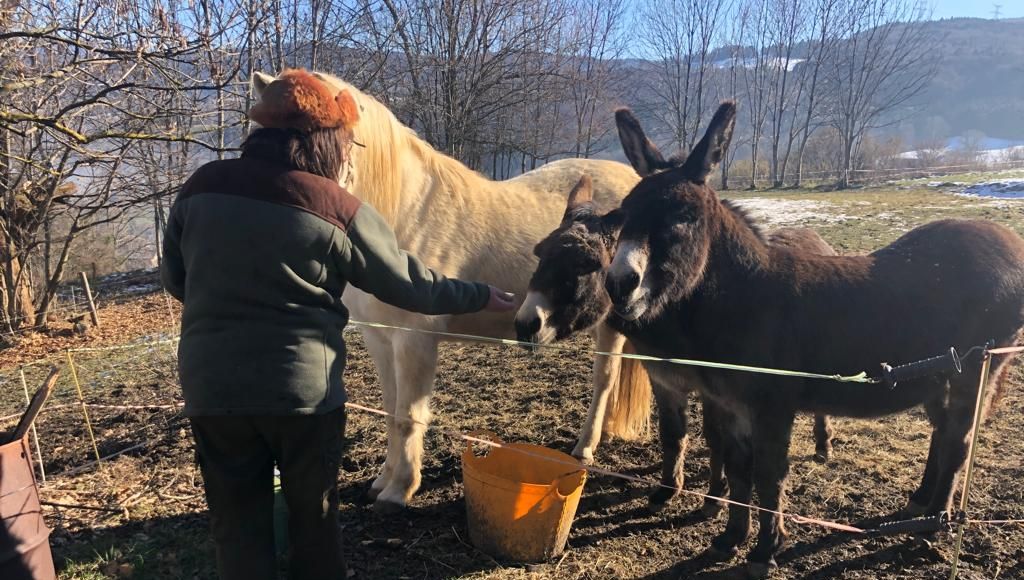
[373,333,440,512]
[648,382,687,509]
[701,396,728,517]
[709,405,755,561]
[572,325,627,464]
[747,409,796,579]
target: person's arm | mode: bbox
[160,201,186,302]
[337,204,513,315]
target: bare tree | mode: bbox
[823,0,933,188]
[790,0,840,186]
[736,0,774,188]
[638,0,731,152]
[0,0,234,331]
[764,0,806,187]
[565,0,628,158]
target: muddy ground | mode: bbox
[1,183,1023,579]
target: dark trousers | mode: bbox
[189,408,347,580]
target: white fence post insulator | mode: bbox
[80,271,100,328]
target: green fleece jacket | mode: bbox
[161,156,489,416]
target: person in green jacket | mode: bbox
[160,69,515,580]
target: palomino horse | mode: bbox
[598,100,1024,576]
[251,70,651,510]
[515,175,837,515]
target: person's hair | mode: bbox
[241,127,347,180]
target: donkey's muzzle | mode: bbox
[606,272,640,307]
[514,316,542,348]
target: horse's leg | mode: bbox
[572,325,627,464]
[905,392,947,516]
[648,382,687,509]
[701,395,728,517]
[708,406,754,561]
[812,414,833,463]
[373,332,440,512]
[747,409,796,579]
[361,328,399,501]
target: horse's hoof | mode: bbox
[701,499,725,518]
[746,559,778,579]
[371,498,406,516]
[813,448,831,463]
[571,448,594,466]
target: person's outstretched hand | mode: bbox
[484,286,516,312]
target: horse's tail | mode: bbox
[604,340,652,441]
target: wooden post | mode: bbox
[19,366,47,484]
[67,350,103,469]
[79,271,100,328]
[948,348,994,580]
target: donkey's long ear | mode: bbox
[562,175,594,223]
[252,71,276,97]
[616,109,668,177]
[681,101,736,184]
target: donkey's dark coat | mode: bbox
[598,101,1024,575]
[519,176,839,516]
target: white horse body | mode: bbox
[253,71,650,509]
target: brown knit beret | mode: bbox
[249,69,359,132]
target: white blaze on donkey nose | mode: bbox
[609,240,648,290]
[609,239,651,320]
[516,291,557,343]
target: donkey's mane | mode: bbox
[315,72,488,225]
[719,198,767,243]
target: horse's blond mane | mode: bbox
[315,72,488,225]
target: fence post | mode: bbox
[19,366,47,484]
[80,271,100,328]
[66,349,103,470]
[948,348,994,580]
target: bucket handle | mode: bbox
[464,430,502,458]
[549,468,586,499]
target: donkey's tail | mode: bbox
[604,340,652,441]
[990,334,1022,414]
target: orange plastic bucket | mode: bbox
[461,433,586,563]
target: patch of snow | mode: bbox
[729,198,851,227]
[957,179,1024,199]
[121,283,161,295]
[712,57,805,72]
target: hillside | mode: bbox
[909,18,1024,142]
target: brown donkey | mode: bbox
[600,100,1024,576]
[514,176,838,516]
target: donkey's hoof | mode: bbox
[647,488,677,511]
[900,501,928,518]
[746,559,778,579]
[813,448,831,463]
[701,499,725,518]
[705,541,738,562]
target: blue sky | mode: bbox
[931,0,1023,19]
